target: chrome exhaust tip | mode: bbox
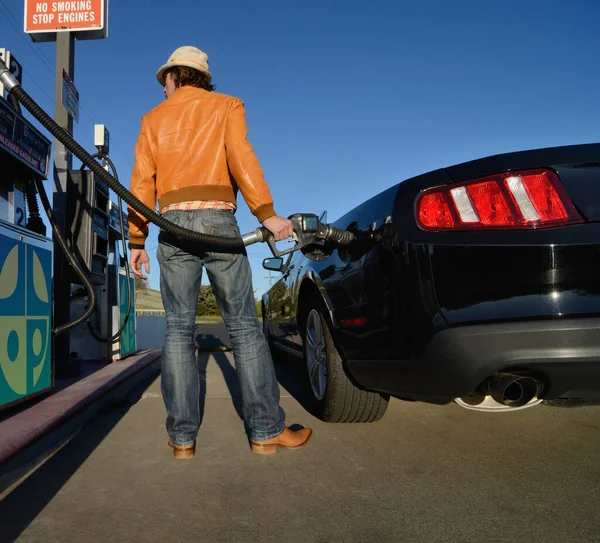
[489,373,541,408]
[454,373,543,412]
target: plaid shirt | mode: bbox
[160,200,237,214]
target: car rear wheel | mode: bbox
[303,295,389,423]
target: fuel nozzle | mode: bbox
[315,221,355,246]
[246,213,355,258]
[287,213,355,246]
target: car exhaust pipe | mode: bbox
[488,373,541,407]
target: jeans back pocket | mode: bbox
[157,212,184,263]
[200,214,241,262]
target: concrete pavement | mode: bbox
[0,350,162,498]
[1,343,600,542]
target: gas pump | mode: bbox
[68,125,136,362]
[83,123,136,360]
[94,124,136,360]
[69,197,136,361]
[106,198,136,360]
[0,50,54,411]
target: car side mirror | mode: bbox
[262,257,284,272]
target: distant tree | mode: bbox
[253,289,263,318]
[134,276,148,303]
[197,285,221,316]
[134,276,148,292]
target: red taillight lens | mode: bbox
[416,169,583,231]
[418,193,455,229]
[518,172,570,222]
[467,181,515,226]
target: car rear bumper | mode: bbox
[346,317,600,404]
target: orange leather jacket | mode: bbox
[127,86,276,247]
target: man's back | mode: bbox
[132,86,274,221]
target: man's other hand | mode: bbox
[130,249,151,280]
[262,215,294,241]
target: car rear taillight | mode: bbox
[416,169,584,231]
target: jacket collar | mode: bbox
[170,86,205,102]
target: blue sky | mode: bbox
[1,0,599,296]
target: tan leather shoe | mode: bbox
[168,440,196,459]
[251,427,313,455]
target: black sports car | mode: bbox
[261,143,600,423]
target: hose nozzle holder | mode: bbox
[0,58,19,93]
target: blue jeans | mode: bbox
[157,209,286,445]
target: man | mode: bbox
[127,46,312,458]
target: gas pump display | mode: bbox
[0,97,50,179]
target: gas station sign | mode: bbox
[61,69,79,123]
[24,0,108,42]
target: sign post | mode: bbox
[52,32,76,376]
[24,0,109,376]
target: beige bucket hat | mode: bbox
[156,46,212,86]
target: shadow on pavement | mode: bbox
[271,350,316,417]
[196,339,245,423]
[0,372,158,541]
[196,332,314,428]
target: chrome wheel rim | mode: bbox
[306,309,327,400]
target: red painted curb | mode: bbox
[0,349,161,467]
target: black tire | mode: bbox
[303,294,389,423]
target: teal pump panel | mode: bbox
[117,270,136,358]
[0,220,53,410]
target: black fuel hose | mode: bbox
[9,84,246,251]
[34,178,97,335]
[8,89,21,113]
[25,181,40,218]
[320,224,354,246]
[25,180,47,236]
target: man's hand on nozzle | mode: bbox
[262,215,294,241]
[130,249,151,280]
